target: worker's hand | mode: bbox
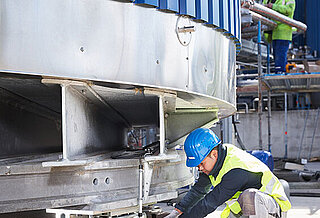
[265,3,273,9]
[164,208,182,218]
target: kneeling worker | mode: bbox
[166,128,291,218]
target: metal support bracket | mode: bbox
[41,79,130,167]
[143,161,153,200]
[46,192,178,218]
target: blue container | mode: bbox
[293,0,320,56]
[208,0,220,27]
[195,0,209,22]
[135,0,159,7]
[179,0,196,17]
[247,150,274,171]
[218,0,229,32]
[159,0,179,13]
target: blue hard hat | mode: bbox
[184,128,221,167]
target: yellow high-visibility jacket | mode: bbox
[263,0,296,41]
[209,144,291,218]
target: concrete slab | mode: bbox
[157,196,320,218]
[287,196,320,217]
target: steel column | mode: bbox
[267,90,272,152]
[138,163,143,217]
[159,95,165,155]
[258,18,263,150]
[284,92,288,159]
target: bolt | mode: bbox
[80,47,84,52]
[165,113,169,118]
[156,60,160,64]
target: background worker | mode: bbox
[263,0,296,73]
[165,128,291,218]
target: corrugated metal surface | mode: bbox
[135,0,158,7]
[228,0,235,36]
[195,0,209,22]
[219,0,229,32]
[179,0,196,17]
[293,0,320,55]
[208,0,220,27]
[234,0,241,42]
[305,0,320,56]
[134,0,241,50]
[159,0,179,12]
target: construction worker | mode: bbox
[165,128,291,218]
[264,0,296,73]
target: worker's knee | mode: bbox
[237,188,258,216]
[238,189,281,217]
[238,188,258,205]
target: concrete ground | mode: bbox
[157,196,320,218]
[204,196,320,218]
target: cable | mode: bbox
[232,115,247,150]
[111,141,160,159]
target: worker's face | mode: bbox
[197,150,218,175]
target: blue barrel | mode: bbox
[247,150,274,171]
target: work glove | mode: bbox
[164,209,181,218]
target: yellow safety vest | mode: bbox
[209,144,291,218]
[263,0,296,41]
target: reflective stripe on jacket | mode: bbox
[209,144,291,218]
[263,0,296,41]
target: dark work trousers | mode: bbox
[231,189,286,218]
[272,40,290,73]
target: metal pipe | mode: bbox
[242,0,307,32]
[308,108,320,159]
[138,163,143,217]
[267,91,272,152]
[61,85,68,160]
[237,61,267,69]
[236,74,258,78]
[250,11,277,29]
[159,96,165,155]
[237,103,249,113]
[298,110,309,160]
[241,31,261,39]
[284,92,288,159]
[267,43,271,152]
[267,43,270,75]
[242,24,271,33]
[258,18,263,150]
